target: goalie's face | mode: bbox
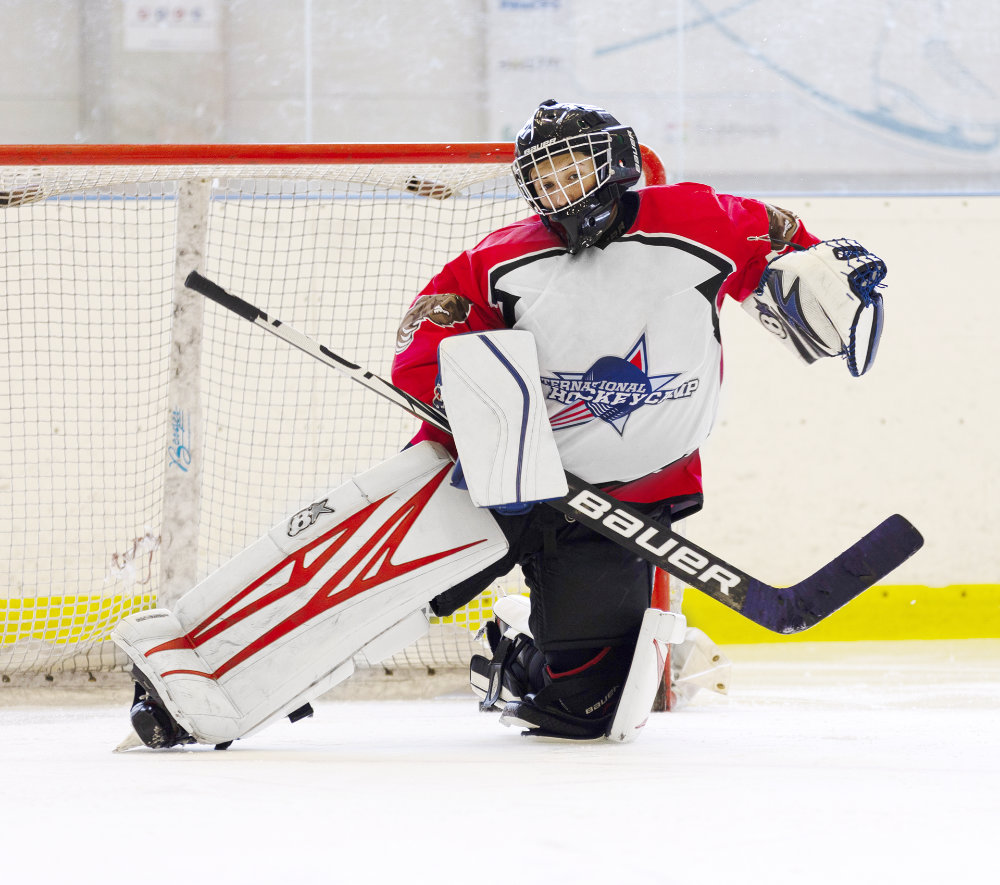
[512,128,630,254]
[526,150,600,212]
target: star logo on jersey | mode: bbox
[540,334,699,436]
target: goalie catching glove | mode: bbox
[744,239,887,376]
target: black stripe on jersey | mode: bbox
[613,233,736,344]
[488,247,567,326]
[488,235,735,342]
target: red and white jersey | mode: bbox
[391,183,818,504]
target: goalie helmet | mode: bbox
[512,99,642,254]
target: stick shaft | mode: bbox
[188,271,449,433]
[186,271,923,633]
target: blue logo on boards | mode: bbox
[540,334,698,436]
[168,408,193,472]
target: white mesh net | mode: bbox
[1,154,534,679]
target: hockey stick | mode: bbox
[185,271,923,634]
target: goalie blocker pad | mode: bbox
[743,239,886,376]
[438,330,567,510]
[111,442,508,746]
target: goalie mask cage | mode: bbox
[0,142,670,688]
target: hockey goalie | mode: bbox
[112,336,688,749]
[114,97,889,748]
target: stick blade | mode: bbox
[744,514,924,634]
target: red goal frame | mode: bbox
[1,141,677,703]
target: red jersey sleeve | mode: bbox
[716,191,821,304]
[390,249,507,452]
[649,184,820,307]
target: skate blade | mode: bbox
[113,731,145,753]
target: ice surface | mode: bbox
[2,640,998,884]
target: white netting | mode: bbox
[0,156,533,678]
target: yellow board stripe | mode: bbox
[682,584,1000,642]
[7,585,995,650]
[0,589,495,648]
[0,594,156,646]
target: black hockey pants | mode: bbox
[429,500,672,654]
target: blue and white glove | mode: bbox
[745,239,887,377]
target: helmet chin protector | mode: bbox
[512,99,642,254]
[542,195,620,255]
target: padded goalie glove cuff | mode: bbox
[746,239,886,376]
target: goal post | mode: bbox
[0,142,673,690]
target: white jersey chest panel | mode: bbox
[490,235,733,484]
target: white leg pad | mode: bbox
[606,608,687,743]
[112,442,508,745]
[111,609,240,737]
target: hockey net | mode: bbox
[0,143,668,687]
